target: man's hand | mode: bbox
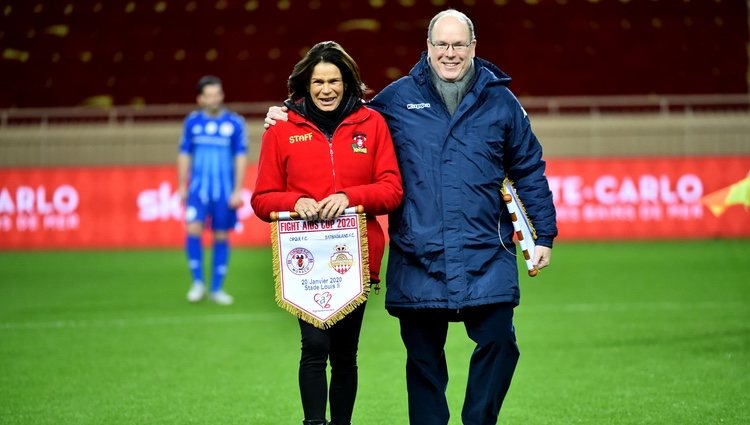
[228,190,243,209]
[177,185,188,205]
[534,246,552,270]
[264,106,289,129]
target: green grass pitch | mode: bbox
[1,240,748,424]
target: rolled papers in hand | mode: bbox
[502,179,538,277]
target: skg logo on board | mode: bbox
[136,182,183,221]
[548,174,704,222]
[0,185,80,232]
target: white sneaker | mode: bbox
[187,284,206,303]
[209,290,234,306]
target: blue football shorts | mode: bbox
[185,192,238,231]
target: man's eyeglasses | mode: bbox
[429,40,473,52]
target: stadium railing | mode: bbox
[2,94,749,128]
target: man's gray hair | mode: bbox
[427,9,476,42]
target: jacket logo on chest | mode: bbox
[289,132,313,144]
[351,132,368,154]
[406,102,431,110]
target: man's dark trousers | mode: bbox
[396,303,519,425]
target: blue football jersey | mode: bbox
[179,109,248,203]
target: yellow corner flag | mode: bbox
[701,174,750,217]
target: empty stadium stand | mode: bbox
[1,0,748,108]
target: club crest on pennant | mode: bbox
[351,132,368,154]
[330,244,354,275]
[286,247,314,275]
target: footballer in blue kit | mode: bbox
[177,75,248,305]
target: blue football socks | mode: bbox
[211,240,229,293]
[186,235,203,285]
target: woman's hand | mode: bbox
[317,193,349,220]
[294,197,319,221]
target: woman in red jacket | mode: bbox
[251,41,402,425]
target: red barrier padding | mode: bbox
[1,157,748,249]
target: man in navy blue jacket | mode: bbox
[368,9,557,425]
[265,9,556,424]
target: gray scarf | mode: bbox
[430,60,476,116]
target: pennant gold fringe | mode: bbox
[271,213,370,329]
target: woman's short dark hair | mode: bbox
[287,41,368,101]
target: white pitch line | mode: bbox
[0,312,283,331]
